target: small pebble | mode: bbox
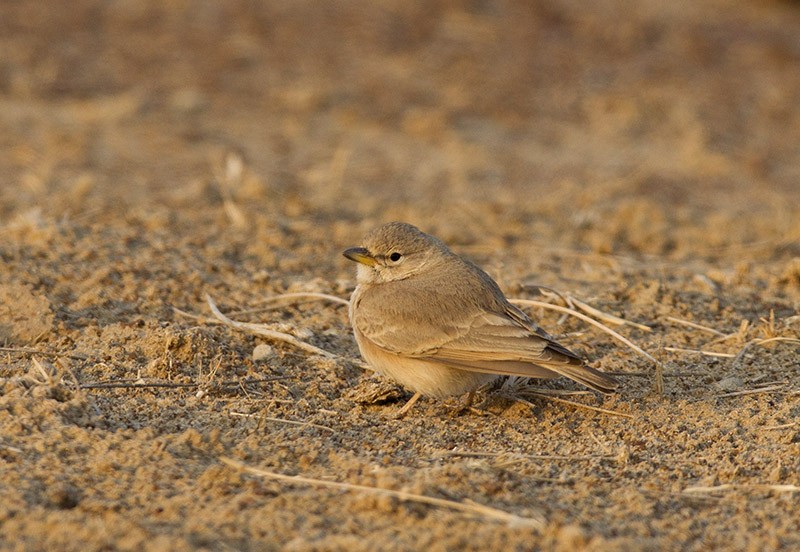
[715,376,743,392]
[252,344,274,362]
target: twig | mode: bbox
[567,296,651,332]
[663,347,735,358]
[0,347,88,361]
[763,422,797,430]
[653,343,664,395]
[664,317,726,337]
[80,381,199,390]
[220,457,544,529]
[31,357,52,382]
[683,484,800,494]
[511,299,659,365]
[206,293,336,359]
[172,306,211,322]
[515,395,634,419]
[436,450,615,462]
[752,336,800,347]
[715,384,786,398]
[79,376,290,390]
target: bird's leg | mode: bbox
[394,391,422,418]
[462,391,476,410]
[448,391,494,417]
[475,377,505,409]
[446,391,477,417]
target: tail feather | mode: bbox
[433,356,619,394]
[543,362,618,395]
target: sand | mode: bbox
[1,1,799,550]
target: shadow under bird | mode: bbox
[342,222,618,414]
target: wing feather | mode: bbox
[423,311,618,394]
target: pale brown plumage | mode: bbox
[343,222,618,400]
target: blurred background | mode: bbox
[1,0,799,261]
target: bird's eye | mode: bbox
[388,252,402,262]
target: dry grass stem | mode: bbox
[31,357,52,382]
[665,316,726,336]
[763,422,797,430]
[759,310,777,339]
[715,384,786,398]
[588,430,614,456]
[220,456,545,529]
[436,450,615,462]
[567,296,652,332]
[511,299,659,365]
[663,347,736,358]
[78,376,289,391]
[515,395,634,419]
[171,306,209,322]
[206,293,336,359]
[734,336,800,365]
[653,346,665,395]
[0,444,24,454]
[0,346,88,361]
[752,336,800,347]
[683,484,800,494]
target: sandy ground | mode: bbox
[1,1,799,550]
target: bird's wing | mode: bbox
[352,294,469,355]
[423,308,619,394]
[424,309,576,367]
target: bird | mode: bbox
[343,222,618,414]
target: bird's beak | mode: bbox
[343,247,378,267]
